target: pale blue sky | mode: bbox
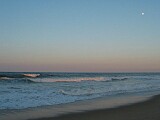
[0,0,160,72]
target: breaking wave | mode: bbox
[28,77,105,83]
[23,74,40,78]
[28,77,129,83]
[0,75,129,83]
[0,73,41,79]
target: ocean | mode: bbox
[0,72,160,109]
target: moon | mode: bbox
[142,12,144,15]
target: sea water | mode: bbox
[0,72,160,109]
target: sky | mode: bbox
[0,0,160,72]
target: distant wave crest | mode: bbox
[23,74,40,78]
[28,77,129,83]
[29,77,107,83]
[0,73,40,79]
[0,75,129,84]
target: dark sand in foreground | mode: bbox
[32,95,160,120]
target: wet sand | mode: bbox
[31,94,160,120]
[0,94,159,120]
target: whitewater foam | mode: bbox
[23,74,40,78]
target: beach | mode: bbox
[33,94,160,120]
[0,93,160,120]
[1,72,160,120]
[1,0,160,119]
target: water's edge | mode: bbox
[0,92,157,120]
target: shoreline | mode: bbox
[37,94,160,120]
[0,93,155,120]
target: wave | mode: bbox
[0,78,35,83]
[28,77,129,83]
[0,73,41,79]
[0,75,129,83]
[111,77,128,81]
[28,77,107,83]
[23,74,40,78]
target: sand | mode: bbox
[31,94,160,120]
[1,94,160,120]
